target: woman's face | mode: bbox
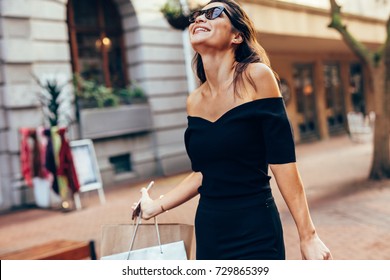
[189,2,238,52]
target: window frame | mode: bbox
[67,0,129,88]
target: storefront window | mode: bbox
[349,63,365,114]
[293,64,319,141]
[67,0,127,88]
[324,63,345,134]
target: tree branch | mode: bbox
[383,15,390,90]
[373,14,390,67]
[328,0,373,66]
[384,15,390,59]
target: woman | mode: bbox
[132,0,332,260]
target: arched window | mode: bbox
[67,0,128,88]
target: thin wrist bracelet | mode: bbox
[159,195,167,213]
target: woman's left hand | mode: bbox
[131,187,156,220]
[300,234,333,260]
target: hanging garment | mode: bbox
[30,130,43,178]
[51,126,68,199]
[36,126,50,179]
[57,127,80,194]
[19,128,33,187]
[44,128,59,194]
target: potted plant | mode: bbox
[73,74,120,109]
[33,74,72,208]
[35,74,73,127]
[73,75,147,109]
[73,75,152,139]
[160,0,191,30]
[114,81,148,105]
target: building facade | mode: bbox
[0,0,388,210]
[243,0,389,142]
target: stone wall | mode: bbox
[125,0,191,176]
[0,0,73,209]
[0,0,192,210]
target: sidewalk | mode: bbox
[0,134,389,259]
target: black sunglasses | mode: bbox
[189,6,232,24]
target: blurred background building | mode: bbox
[0,0,389,211]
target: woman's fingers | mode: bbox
[131,203,141,220]
[131,184,155,220]
[324,251,333,260]
[131,187,150,219]
[140,187,150,198]
[131,202,138,210]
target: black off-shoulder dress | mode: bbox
[184,97,296,260]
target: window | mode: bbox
[323,63,345,134]
[109,154,132,174]
[350,63,365,114]
[67,0,128,88]
[293,64,319,141]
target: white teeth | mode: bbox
[195,27,209,33]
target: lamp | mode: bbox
[95,36,112,51]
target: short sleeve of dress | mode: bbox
[261,98,296,164]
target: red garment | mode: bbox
[20,128,33,187]
[57,128,80,193]
[37,127,50,179]
[30,131,42,178]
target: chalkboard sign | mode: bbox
[70,139,105,209]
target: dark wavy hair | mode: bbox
[192,0,276,97]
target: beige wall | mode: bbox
[280,0,390,20]
[242,0,387,44]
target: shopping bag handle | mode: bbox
[127,210,162,260]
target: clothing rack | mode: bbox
[18,126,80,210]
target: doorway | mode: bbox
[293,64,319,141]
[324,63,346,135]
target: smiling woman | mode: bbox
[133,0,332,261]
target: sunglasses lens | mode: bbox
[210,7,223,19]
[189,11,200,23]
[189,7,224,23]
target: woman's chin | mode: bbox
[190,37,216,51]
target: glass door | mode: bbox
[349,63,365,114]
[293,64,319,141]
[324,63,346,135]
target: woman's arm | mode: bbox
[270,162,332,260]
[133,90,204,219]
[133,171,202,220]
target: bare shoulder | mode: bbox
[246,63,281,100]
[247,63,275,80]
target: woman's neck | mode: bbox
[200,50,236,96]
